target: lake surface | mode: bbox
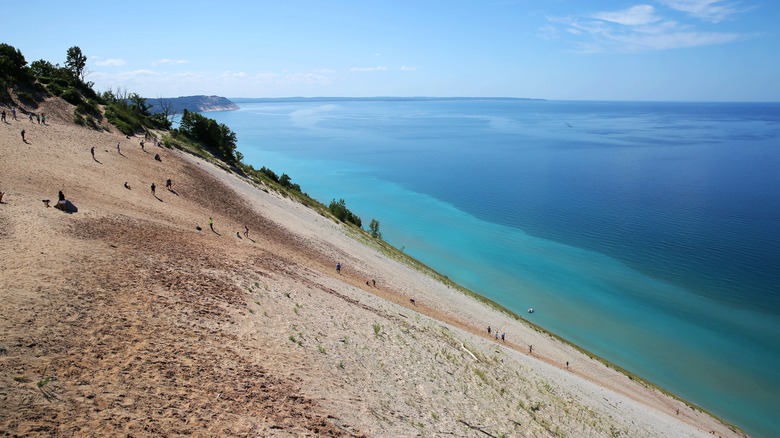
[206,99,780,437]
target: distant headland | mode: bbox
[231,96,545,104]
[147,96,545,114]
[149,95,240,114]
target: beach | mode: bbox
[0,96,744,436]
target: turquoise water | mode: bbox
[206,99,780,437]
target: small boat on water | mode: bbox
[528,308,534,314]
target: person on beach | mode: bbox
[501,333,505,342]
[1,109,6,122]
[166,179,172,190]
[487,325,491,335]
[124,182,130,189]
[29,113,33,123]
[529,345,533,354]
[495,332,499,340]
[336,262,341,274]
[244,225,249,238]
[90,146,95,160]
[11,107,16,120]
[117,142,121,154]
[140,140,145,151]
[151,183,156,195]
[154,153,161,162]
[209,217,214,231]
[36,114,40,124]
[21,130,26,142]
[41,114,45,125]
[55,191,66,210]
[566,361,569,369]
[372,279,376,287]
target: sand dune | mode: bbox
[0,97,744,437]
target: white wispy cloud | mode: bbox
[350,66,389,72]
[221,71,248,79]
[659,0,742,23]
[546,2,750,53]
[155,59,188,65]
[592,4,660,26]
[283,71,333,85]
[118,69,158,78]
[400,65,417,71]
[538,24,560,40]
[95,58,126,67]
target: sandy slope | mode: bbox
[0,98,744,437]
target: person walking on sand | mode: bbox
[1,109,6,122]
[501,333,505,342]
[209,216,214,231]
[21,130,26,142]
[11,107,16,120]
[244,225,249,238]
[336,262,341,274]
[151,183,156,195]
[56,190,66,210]
[165,178,172,190]
[90,146,95,160]
[529,345,533,354]
[116,142,121,154]
[41,114,46,125]
[487,325,491,335]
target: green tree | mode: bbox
[0,43,28,88]
[65,46,87,81]
[328,198,362,228]
[179,109,239,162]
[369,219,382,239]
[29,59,56,80]
[128,93,151,117]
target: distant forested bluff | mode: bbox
[231,96,545,103]
[149,95,239,114]
[146,95,546,115]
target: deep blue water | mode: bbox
[206,99,780,437]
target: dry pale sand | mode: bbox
[0,97,746,437]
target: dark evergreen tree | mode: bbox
[65,46,87,82]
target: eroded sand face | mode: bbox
[0,98,742,437]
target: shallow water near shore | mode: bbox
[206,99,780,436]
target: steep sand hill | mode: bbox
[0,98,744,437]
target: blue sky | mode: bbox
[3,0,778,101]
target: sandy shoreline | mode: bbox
[0,97,744,436]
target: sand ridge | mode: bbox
[0,97,744,437]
